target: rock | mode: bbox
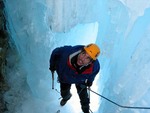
[0,0,9,112]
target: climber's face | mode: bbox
[77,51,92,66]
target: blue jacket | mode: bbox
[50,45,100,84]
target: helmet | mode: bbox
[84,43,100,60]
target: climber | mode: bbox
[49,43,100,113]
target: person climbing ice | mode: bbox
[49,43,100,113]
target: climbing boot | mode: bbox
[60,94,72,106]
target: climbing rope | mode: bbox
[88,88,150,110]
[52,80,150,111]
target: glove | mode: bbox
[49,65,56,73]
[85,81,93,87]
[79,82,92,89]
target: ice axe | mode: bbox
[51,71,54,89]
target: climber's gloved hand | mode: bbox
[85,81,93,87]
[80,80,93,89]
[49,65,56,73]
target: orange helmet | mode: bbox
[84,43,100,60]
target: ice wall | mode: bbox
[4,1,57,113]
[46,0,101,32]
[4,0,99,113]
[4,0,150,113]
[97,0,150,113]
